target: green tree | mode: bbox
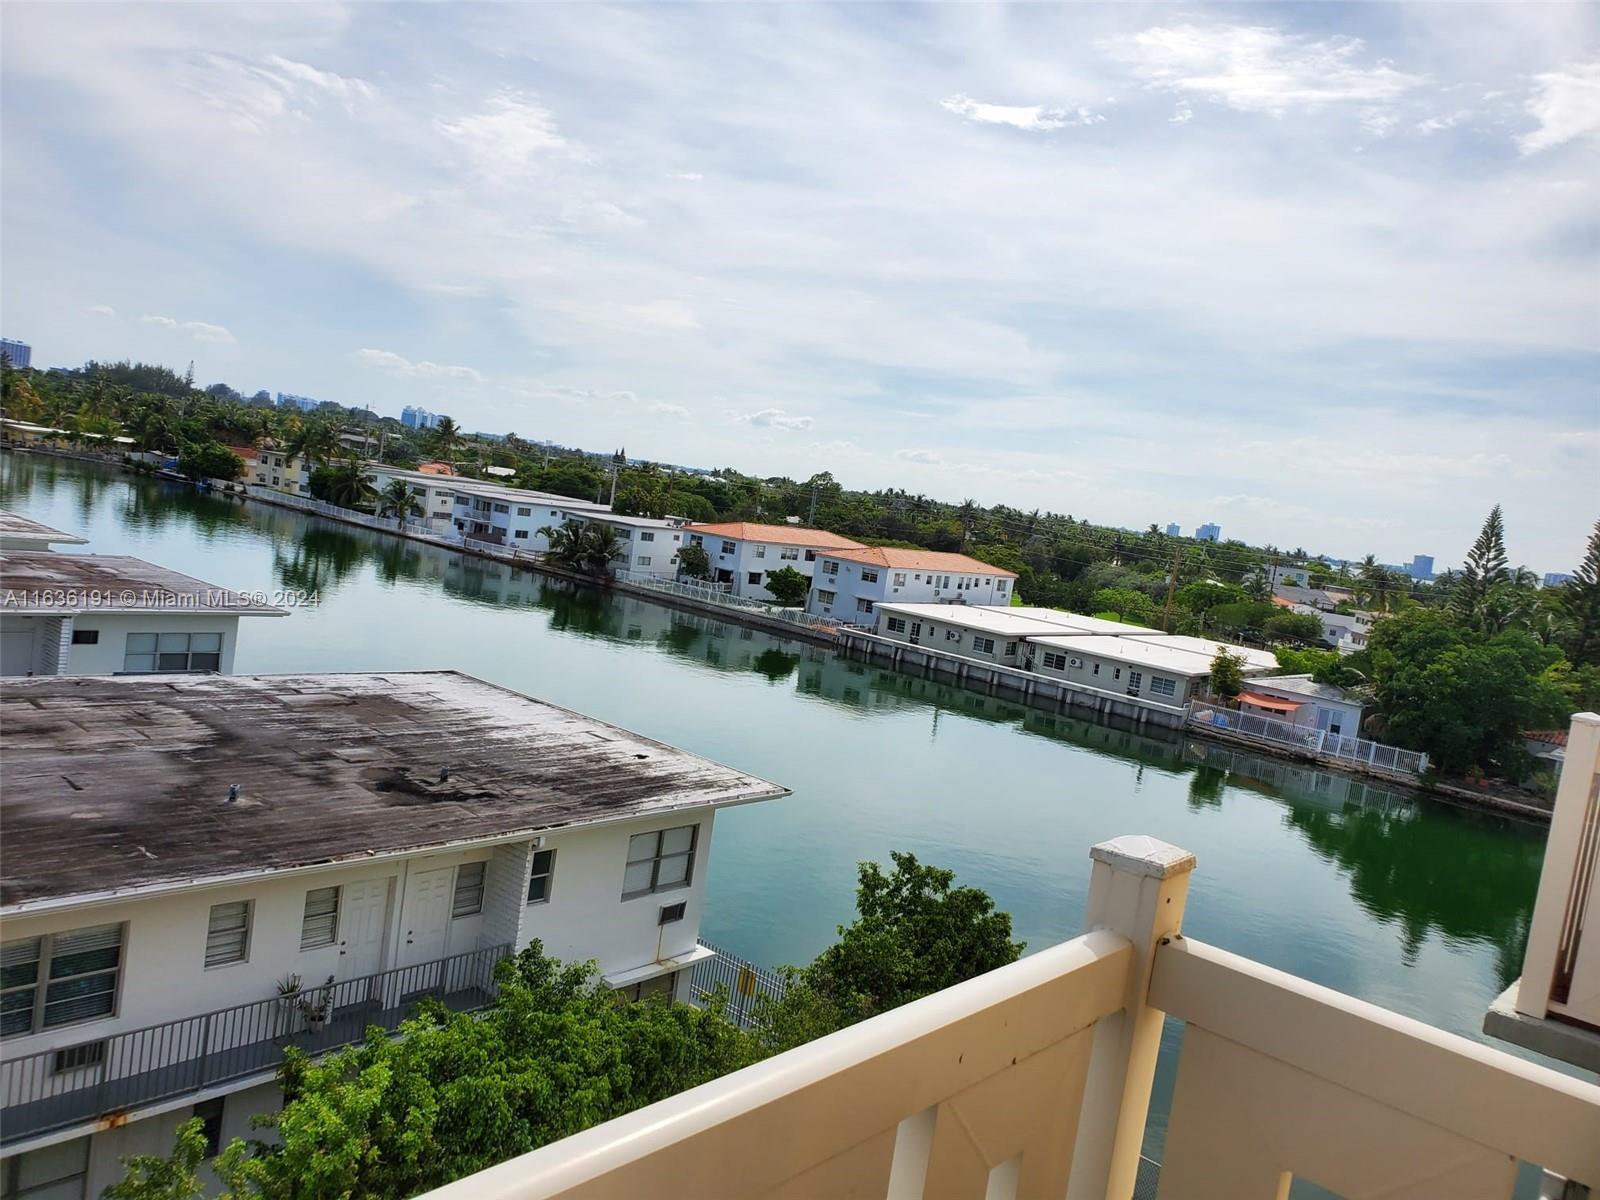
[1209,648,1246,701]
[102,1117,209,1200]
[1561,519,1600,667]
[1451,505,1511,629]
[284,420,341,468]
[541,522,625,577]
[376,479,425,528]
[1262,611,1324,645]
[309,457,377,509]
[762,565,811,607]
[177,441,245,482]
[676,542,711,581]
[1360,609,1569,777]
[757,852,1022,1052]
[1090,587,1157,625]
[429,415,462,461]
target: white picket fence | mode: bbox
[1190,704,1428,777]
[614,570,844,632]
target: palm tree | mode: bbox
[377,480,425,528]
[538,521,625,578]
[430,416,462,462]
[285,420,341,468]
[318,456,377,510]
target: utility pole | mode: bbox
[1161,546,1183,633]
[808,483,818,525]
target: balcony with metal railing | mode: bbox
[415,837,1599,1200]
[0,944,509,1149]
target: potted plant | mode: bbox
[297,975,335,1034]
[274,974,303,1037]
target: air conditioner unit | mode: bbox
[1069,657,1084,668]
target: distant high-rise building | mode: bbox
[1408,554,1435,581]
[275,392,319,413]
[1195,523,1221,542]
[401,405,443,430]
[1165,522,1181,537]
[1544,572,1576,588]
[0,338,32,369]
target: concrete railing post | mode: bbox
[1067,835,1196,1200]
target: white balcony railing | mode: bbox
[1488,711,1600,1072]
[418,836,1600,1200]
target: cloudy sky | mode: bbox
[3,3,1596,570]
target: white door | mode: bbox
[398,868,453,969]
[340,877,392,980]
[1,625,37,676]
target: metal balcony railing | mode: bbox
[0,944,510,1148]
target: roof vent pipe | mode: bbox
[227,784,240,803]
[439,766,450,783]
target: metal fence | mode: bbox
[615,572,844,632]
[0,944,508,1146]
[1190,705,1427,777]
[689,940,789,1029]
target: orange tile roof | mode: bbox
[417,462,458,476]
[822,546,1018,577]
[223,445,257,460]
[1521,729,1569,746]
[1270,595,1297,608]
[684,522,866,550]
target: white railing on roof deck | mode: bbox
[416,835,1600,1200]
[1190,703,1429,777]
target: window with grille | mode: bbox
[658,901,687,925]
[123,632,223,673]
[972,636,995,654]
[860,569,879,583]
[2,924,125,1034]
[1149,676,1178,697]
[816,590,835,605]
[70,629,99,645]
[1042,651,1068,670]
[622,826,696,899]
[527,849,556,904]
[886,617,906,633]
[52,1040,106,1074]
[640,531,655,542]
[300,887,340,949]
[452,862,486,918]
[856,599,874,613]
[205,901,252,968]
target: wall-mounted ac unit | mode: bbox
[1069,657,1084,668]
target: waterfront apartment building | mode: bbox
[805,547,1016,625]
[239,445,310,497]
[0,671,786,1197]
[681,522,867,601]
[0,550,286,676]
[1,338,32,369]
[867,604,1139,668]
[1024,633,1245,704]
[1237,674,1366,738]
[0,510,87,553]
[450,483,610,544]
[363,463,468,533]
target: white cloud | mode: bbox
[185,53,375,134]
[140,314,235,343]
[894,448,945,465]
[1170,100,1194,125]
[1103,24,1420,115]
[733,408,813,431]
[671,171,703,182]
[940,94,1102,132]
[352,348,484,382]
[1416,110,1470,135]
[651,402,691,420]
[86,303,116,316]
[1518,61,1600,153]
[625,300,701,331]
[1359,108,1399,137]
[438,91,569,175]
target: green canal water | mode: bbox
[0,453,1561,1173]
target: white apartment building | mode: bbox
[805,547,1016,625]
[868,603,1155,668]
[1024,634,1245,705]
[362,464,467,533]
[0,671,786,1197]
[1288,603,1373,653]
[0,511,87,553]
[0,552,286,677]
[451,483,610,546]
[681,523,867,601]
[1117,633,1281,673]
[561,512,685,580]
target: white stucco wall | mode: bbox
[808,558,1011,624]
[61,614,246,676]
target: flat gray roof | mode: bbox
[1005,607,1162,636]
[873,603,1082,638]
[0,553,288,616]
[0,510,87,546]
[0,671,788,911]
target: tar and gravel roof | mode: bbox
[0,671,788,912]
[1024,634,1228,675]
[0,509,87,548]
[0,553,288,616]
[1247,674,1361,703]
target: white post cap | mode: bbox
[1089,835,1197,880]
